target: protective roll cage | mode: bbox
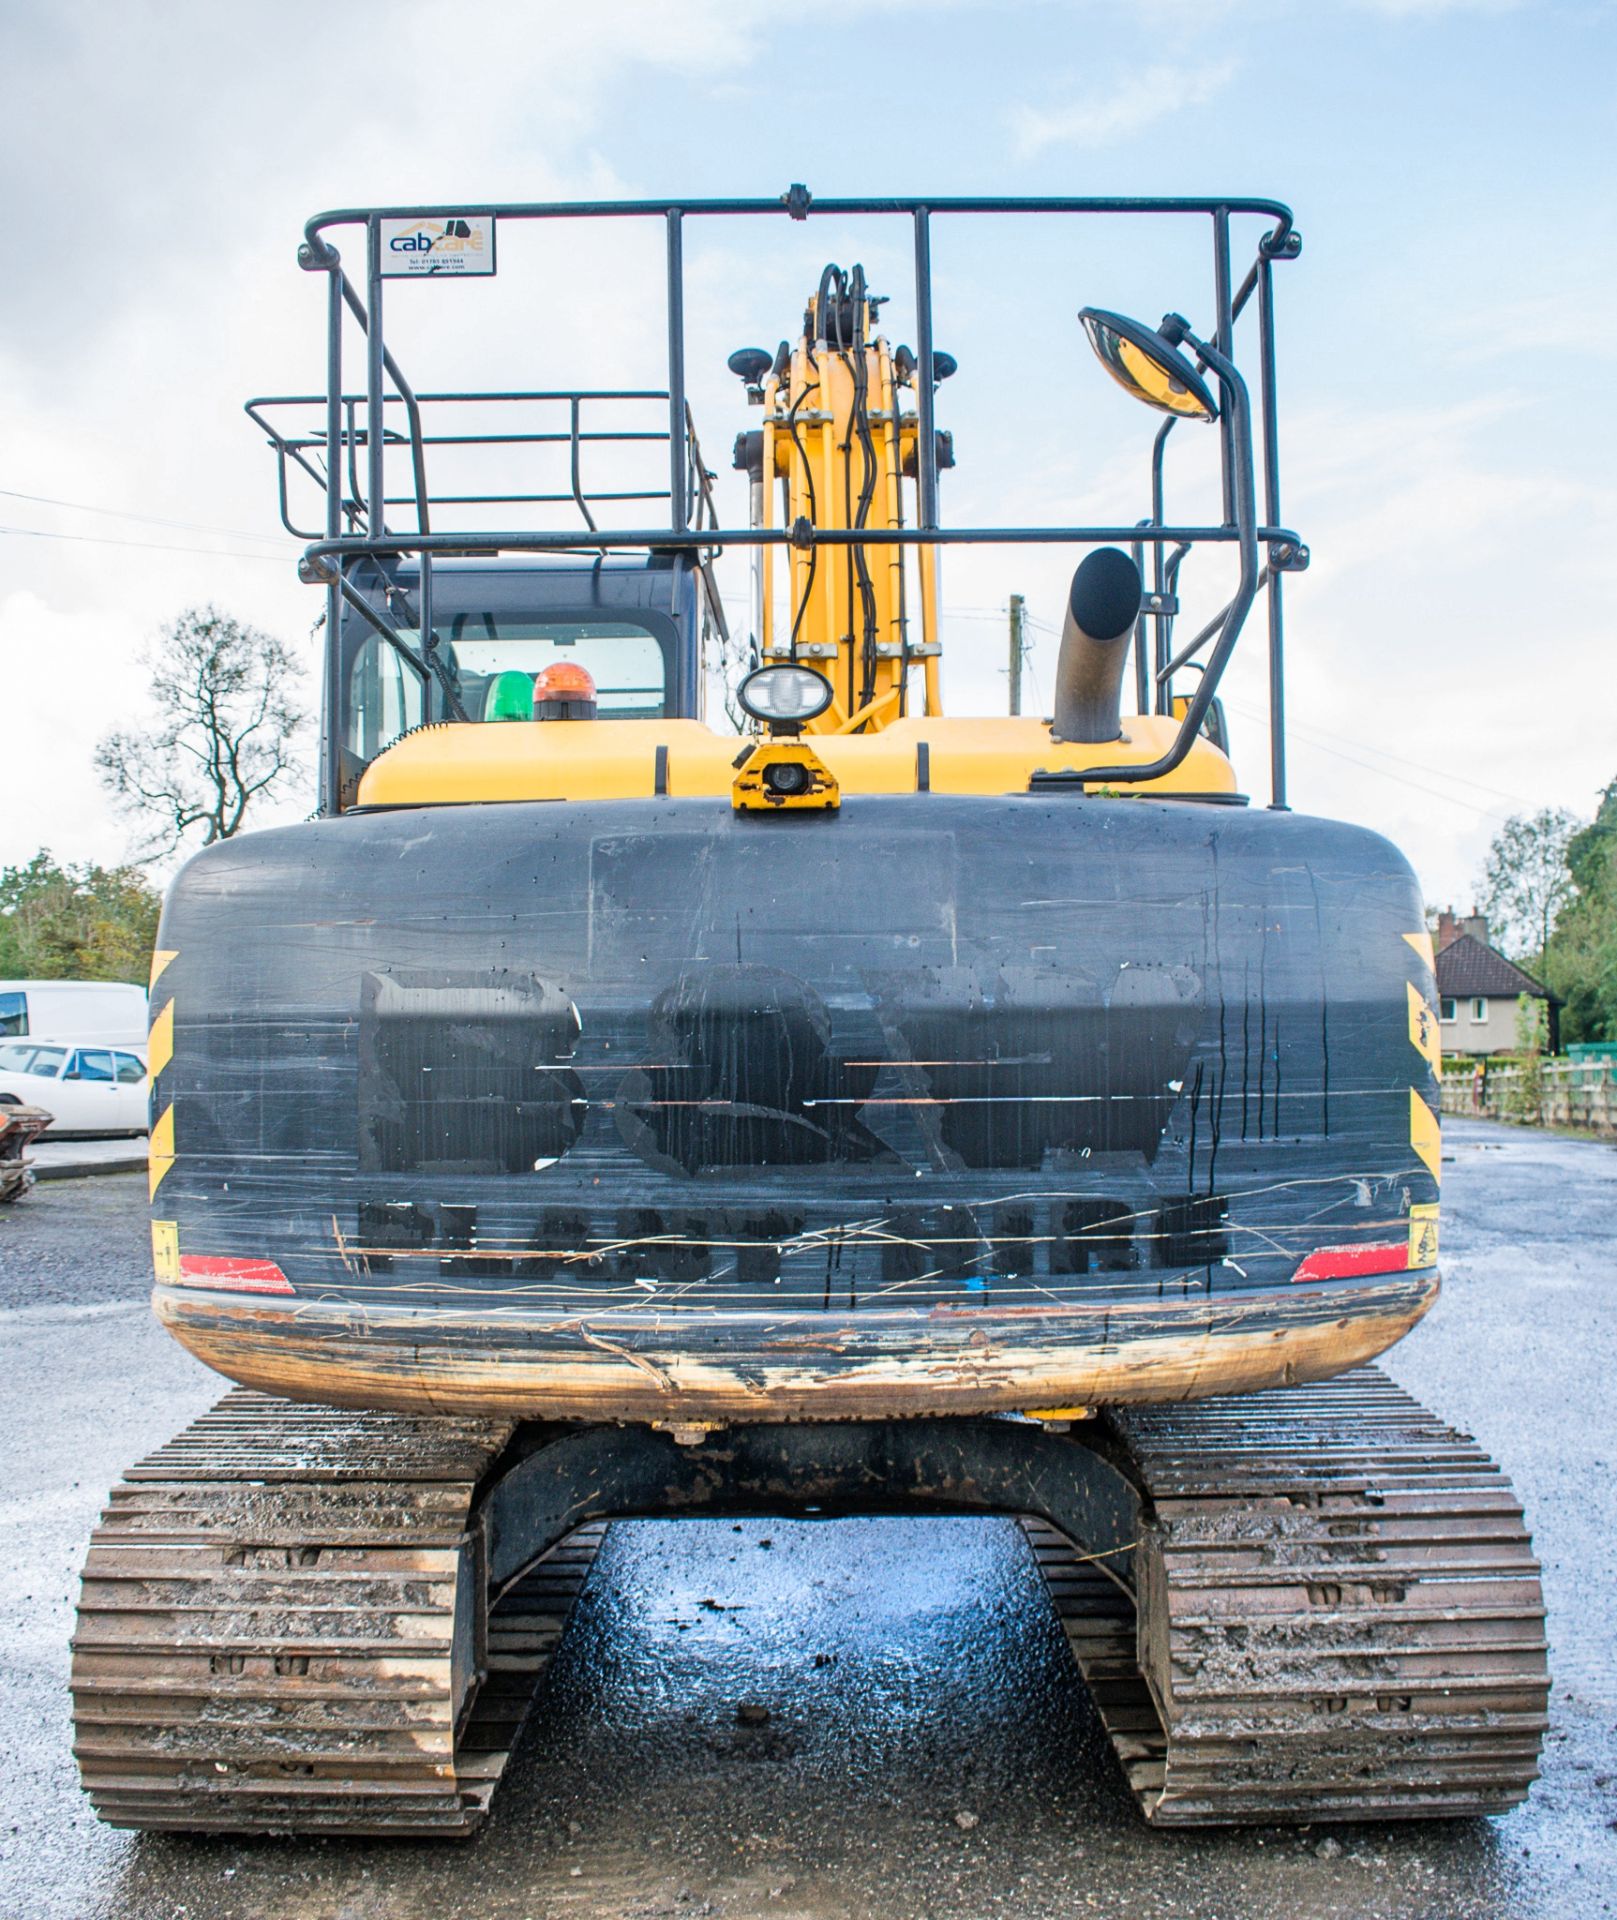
[258,190,1306,815]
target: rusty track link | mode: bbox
[1027,1366,1549,1824]
[71,1391,604,1837]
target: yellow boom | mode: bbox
[757,267,941,730]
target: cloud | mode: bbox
[1011,59,1239,158]
[1242,383,1617,899]
[1,0,1608,920]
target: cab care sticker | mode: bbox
[379,215,496,277]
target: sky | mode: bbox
[3,0,1614,912]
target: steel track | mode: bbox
[71,1393,602,1836]
[1027,1366,1549,1823]
[73,1368,1548,1836]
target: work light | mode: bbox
[736,664,834,730]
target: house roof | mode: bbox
[1434,933,1558,1003]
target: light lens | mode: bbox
[763,761,810,795]
[737,665,834,726]
[484,670,534,721]
[176,1254,295,1295]
[534,662,597,701]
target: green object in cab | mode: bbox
[484,670,534,722]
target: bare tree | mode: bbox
[1475,806,1581,961]
[96,607,307,855]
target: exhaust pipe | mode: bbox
[1051,547,1143,744]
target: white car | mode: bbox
[0,1041,149,1137]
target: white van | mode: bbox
[0,980,149,1045]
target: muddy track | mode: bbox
[72,1367,1547,1836]
[71,1393,603,1837]
[1029,1366,1549,1823]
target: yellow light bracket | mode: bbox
[731,738,840,813]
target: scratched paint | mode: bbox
[148,793,1440,1413]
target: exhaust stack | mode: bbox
[1051,547,1143,743]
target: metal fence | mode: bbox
[1441,1058,1617,1134]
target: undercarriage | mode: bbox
[72,1368,1546,1835]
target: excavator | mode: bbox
[71,191,1548,1835]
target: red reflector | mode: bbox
[176,1254,295,1295]
[1291,1243,1409,1284]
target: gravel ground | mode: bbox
[0,1122,1613,1920]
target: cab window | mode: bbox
[0,992,25,1037]
[346,634,427,762]
[114,1053,146,1085]
[446,616,667,721]
[72,1049,116,1082]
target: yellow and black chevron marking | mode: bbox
[1409,1089,1441,1181]
[147,947,178,1217]
[1405,930,1442,1189]
[1407,979,1442,1077]
[1402,928,1437,972]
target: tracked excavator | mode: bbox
[72,191,1548,1834]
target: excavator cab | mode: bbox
[334,553,706,800]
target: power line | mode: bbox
[0,524,290,563]
[1224,699,1512,820]
[1224,695,1538,813]
[1242,702,1536,810]
[0,487,294,547]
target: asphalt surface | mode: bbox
[0,1119,1613,1920]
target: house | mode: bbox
[1433,911,1560,1056]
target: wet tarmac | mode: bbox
[1,1118,1613,1919]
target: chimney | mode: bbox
[1462,912,1490,947]
[1436,910,1462,950]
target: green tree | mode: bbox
[0,852,161,982]
[1540,781,1617,1043]
[95,605,306,856]
[1475,807,1581,961]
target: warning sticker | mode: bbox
[1407,1203,1439,1270]
[151,1219,179,1284]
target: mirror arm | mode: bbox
[1076,338,1259,786]
[1157,565,1270,685]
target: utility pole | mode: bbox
[1008,594,1026,715]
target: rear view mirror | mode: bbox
[1079,307,1218,422]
